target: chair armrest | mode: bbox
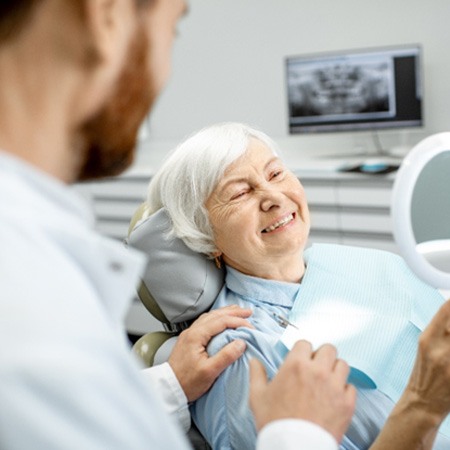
[133,331,177,367]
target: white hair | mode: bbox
[146,122,280,256]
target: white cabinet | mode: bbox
[75,174,150,241]
[298,173,397,253]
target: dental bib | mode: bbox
[277,243,450,437]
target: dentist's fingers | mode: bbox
[312,343,338,368]
[168,306,252,402]
[249,340,355,443]
[197,304,252,322]
[205,338,247,384]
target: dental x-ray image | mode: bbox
[288,56,395,121]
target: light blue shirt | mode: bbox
[191,263,450,450]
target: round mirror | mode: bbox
[392,132,450,289]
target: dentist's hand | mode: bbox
[249,340,356,444]
[169,305,253,402]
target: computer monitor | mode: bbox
[286,45,423,134]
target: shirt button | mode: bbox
[109,261,123,272]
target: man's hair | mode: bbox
[0,0,154,43]
[0,0,43,42]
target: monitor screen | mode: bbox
[286,45,423,134]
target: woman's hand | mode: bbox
[371,299,450,450]
[405,299,450,422]
[249,340,356,444]
[168,305,253,402]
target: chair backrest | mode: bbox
[127,203,171,326]
[126,204,225,330]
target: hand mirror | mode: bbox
[391,132,450,289]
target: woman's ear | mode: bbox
[212,252,223,270]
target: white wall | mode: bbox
[136,0,450,164]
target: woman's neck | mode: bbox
[226,253,306,283]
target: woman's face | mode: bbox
[206,138,310,278]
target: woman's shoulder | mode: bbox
[207,322,284,375]
[207,326,259,356]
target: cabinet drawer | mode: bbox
[88,180,147,200]
[340,210,392,234]
[302,180,337,206]
[93,200,141,220]
[96,221,130,240]
[337,180,393,208]
[309,209,340,231]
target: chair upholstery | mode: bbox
[127,206,225,326]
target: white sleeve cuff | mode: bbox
[141,362,191,432]
[257,419,338,450]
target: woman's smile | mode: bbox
[262,212,296,234]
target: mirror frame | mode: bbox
[391,132,450,289]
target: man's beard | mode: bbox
[75,26,155,181]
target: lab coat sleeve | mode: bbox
[141,362,191,432]
[257,419,338,450]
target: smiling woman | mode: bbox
[147,122,289,256]
[145,122,450,450]
[205,138,310,282]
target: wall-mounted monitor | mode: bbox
[286,45,423,134]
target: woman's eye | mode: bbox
[270,170,284,180]
[231,191,247,200]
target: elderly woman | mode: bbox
[146,122,450,450]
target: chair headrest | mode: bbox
[127,206,225,324]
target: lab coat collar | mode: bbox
[0,150,147,324]
[0,150,94,226]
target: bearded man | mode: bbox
[0,1,255,448]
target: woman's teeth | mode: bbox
[263,214,294,233]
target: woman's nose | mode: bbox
[259,187,283,212]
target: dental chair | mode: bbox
[126,203,225,449]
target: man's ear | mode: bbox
[84,0,135,67]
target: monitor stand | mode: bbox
[317,131,407,168]
[317,150,403,162]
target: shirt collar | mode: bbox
[225,265,301,307]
